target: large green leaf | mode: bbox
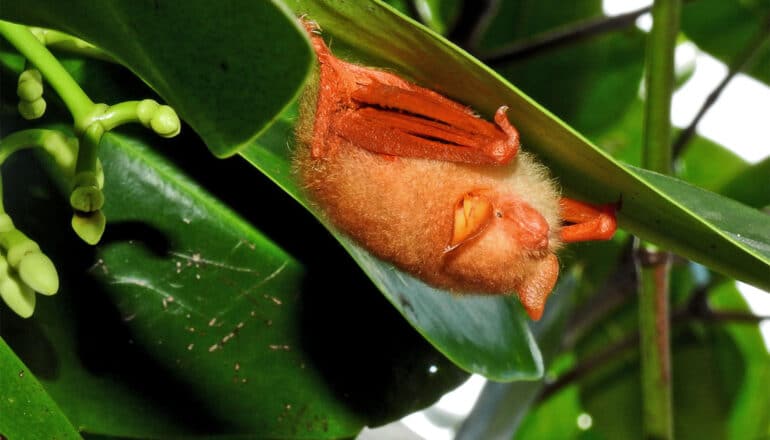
[0,337,81,440]
[625,166,770,290]
[0,0,313,157]
[719,157,770,209]
[681,0,770,86]
[677,136,750,191]
[0,130,466,437]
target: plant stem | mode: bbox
[0,129,77,170]
[0,129,48,164]
[637,0,680,438]
[0,21,94,124]
[642,1,679,174]
[672,15,770,158]
[75,124,103,179]
[30,27,114,63]
[636,246,673,439]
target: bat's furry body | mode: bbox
[293,22,615,320]
[294,130,562,291]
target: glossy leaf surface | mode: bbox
[625,166,770,290]
[0,338,81,440]
[0,0,313,157]
[0,132,465,437]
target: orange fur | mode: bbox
[294,127,562,320]
[293,21,615,320]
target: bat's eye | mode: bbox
[495,211,503,218]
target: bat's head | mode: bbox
[442,188,561,320]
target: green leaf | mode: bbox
[709,282,770,439]
[516,381,594,440]
[625,166,770,290]
[681,0,770,86]
[0,129,466,437]
[719,157,770,209]
[0,0,314,157]
[0,337,81,440]
[677,136,750,192]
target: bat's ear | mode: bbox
[515,254,559,321]
[447,192,494,251]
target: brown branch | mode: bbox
[446,0,501,50]
[563,239,637,348]
[479,5,650,66]
[537,283,769,402]
[537,332,638,403]
[700,310,770,323]
[677,285,770,323]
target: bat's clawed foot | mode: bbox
[559,198,617,243]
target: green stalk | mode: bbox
[0,21,94,124]
[0,171,4,215]
[637,0,680,439]
[0,129,79,173]
[0,129,46,164]
[29,27,114,62]
[642,0,679,175]
[637,243,673,439]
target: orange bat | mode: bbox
[293,21,617,320]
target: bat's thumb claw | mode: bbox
[299,16,321,34]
